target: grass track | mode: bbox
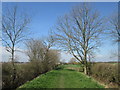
[18,65,104,88]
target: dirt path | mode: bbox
[58,73,65,88]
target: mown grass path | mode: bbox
[19,65,104,88]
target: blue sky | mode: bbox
[2,2,118,38]
[2,2,118,62]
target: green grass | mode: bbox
[18,65,104,88]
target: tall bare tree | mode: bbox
[2,6,30,86]
[109,13,119,42]
[109,12,120,67]
[54,3,104,74]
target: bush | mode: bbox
[2,62,36,89]
[2,63,13,88]
[91,63,119,87]
[2,62,59,89]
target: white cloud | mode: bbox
[60,51,73,63]
[0,46,29,62]
[0,46,118,62]
[93,50,118,62]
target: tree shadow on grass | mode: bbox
[55,65,64,70]
[65,69,76,71]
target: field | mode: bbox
[18,65,104,88]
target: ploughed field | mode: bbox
[18,65,104,88]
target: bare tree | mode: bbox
[109,13,119,42]
[26,38,60,74]
[108,12,119,63]
[2,6,30,86]
[26,39,45,62]
[54,3,104,74]
[25,39,46,75]
[43,49,60,71]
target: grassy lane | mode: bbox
[18,65,104,88]
[58,71,65,88]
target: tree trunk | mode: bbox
[84,66,87,74]
[84,49,88,75]
[11,48,16,88]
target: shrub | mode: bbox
[91,63,119,87]
[2,63,13,88]
[2,62,56,89]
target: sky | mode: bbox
[1,2,118,62]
